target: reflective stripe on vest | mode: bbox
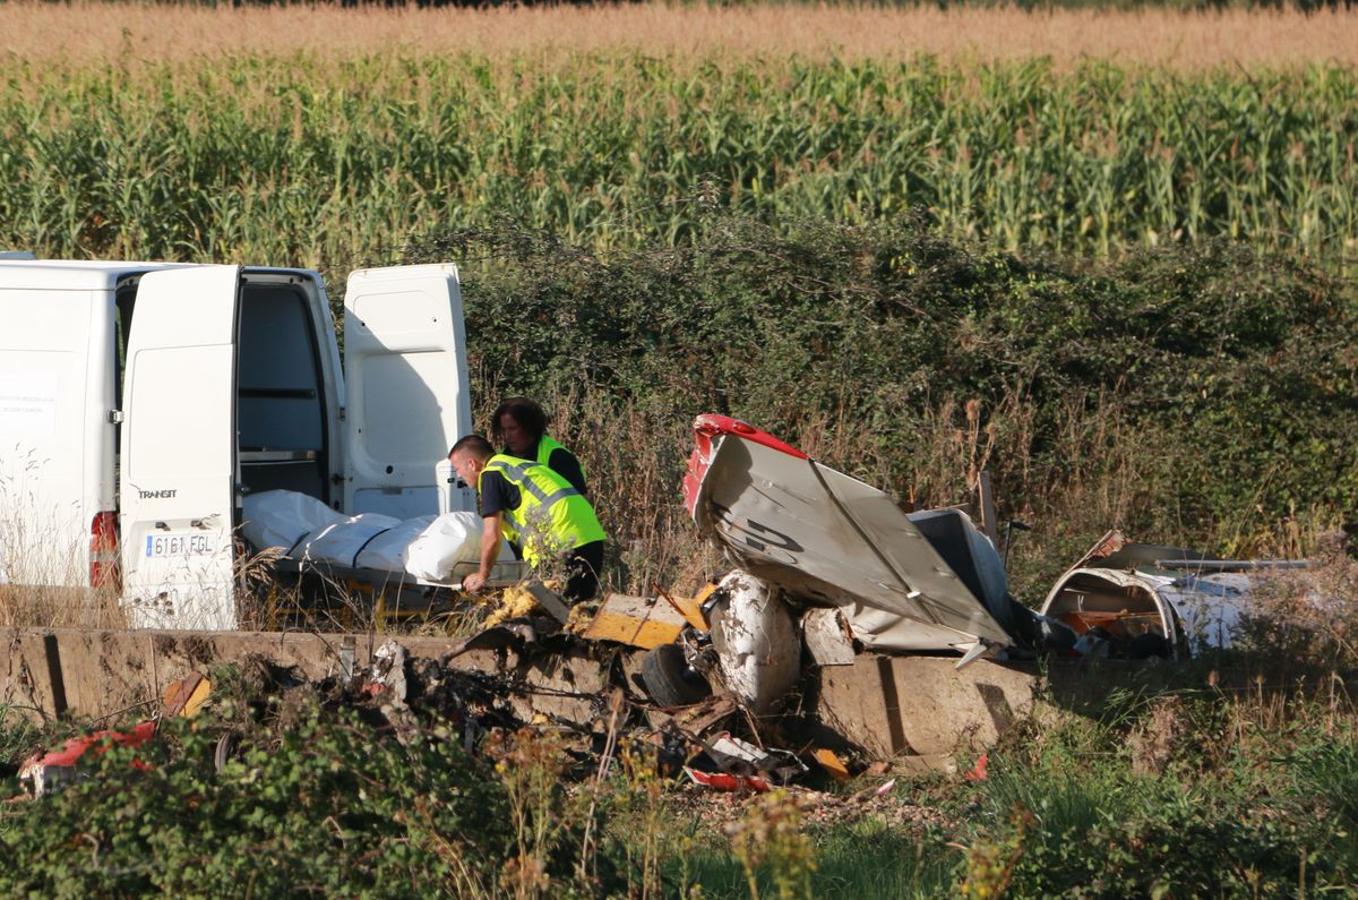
[492,458,582,509]
[480,453,604,565]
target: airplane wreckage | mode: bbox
[3,415,1306,793]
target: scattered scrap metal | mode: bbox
[17,673,210,797]
[11,414,1312,802]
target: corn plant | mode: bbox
[0,55,1354,273]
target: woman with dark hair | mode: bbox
[491,397,587,495]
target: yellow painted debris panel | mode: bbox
[582,593,689,649]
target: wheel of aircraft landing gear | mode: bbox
[214,731,241,773]
[640,644,712,708]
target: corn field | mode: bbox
[1,54,1355,269]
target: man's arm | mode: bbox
[478,513,502,578]
[462,512,502,593]
[463,468,510,593]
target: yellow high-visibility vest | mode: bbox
[479,453,605,565]
[536,435,586,483]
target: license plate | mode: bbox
[144,533,215,559]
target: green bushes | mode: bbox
[6,681,1358,897]
[668,689,1358,898]
[0,708,518,896]
[403,216,1357,592]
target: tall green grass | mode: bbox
[1,55,1355,270]
[954,692,1358,896]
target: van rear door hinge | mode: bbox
[108,409,124,424]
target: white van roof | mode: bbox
[0,260,325,292]
[0,260,196,291]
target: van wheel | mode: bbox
[640,644,711,708]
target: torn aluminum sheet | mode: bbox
[1039,531,1301,655]
[1042,563,1251,654]
[683,414,1018,656]
[705,732,808,783]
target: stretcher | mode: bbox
[262,556,533,628]
[273,556,531,595]
[241,489,531,621]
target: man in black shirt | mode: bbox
[450,434,606,603]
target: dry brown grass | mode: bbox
[1235,532,1358,672]
[527,383,722,598]
[1,2,1355,70]
[0,584,126,630]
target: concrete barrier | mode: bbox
[0,626,634,731]
[817,654,1042,757]
[2,628,488,721]
[1,627,1210,763]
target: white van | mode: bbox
[0,260,478,630]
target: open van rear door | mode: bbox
[342,264,473,518]
[120,266,240,630]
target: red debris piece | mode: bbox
[964,752,989,782]
[684,767,772,793]
[34,720,158,769]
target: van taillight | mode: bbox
[90,511,119,590]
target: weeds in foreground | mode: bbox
[605,738,670,897]
[0,707,519,896]
[3,658,1358,897]
[959,808,1032,899]
[953,685,1358,897]
[725,791,817,900]
[486,727,582,899]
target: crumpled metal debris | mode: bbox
[17,672,212,798]
[680,731,812,794]
[18,721,157,798]
[370,640,409,706]
[684,768,772,793]
[705,732,807,783]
